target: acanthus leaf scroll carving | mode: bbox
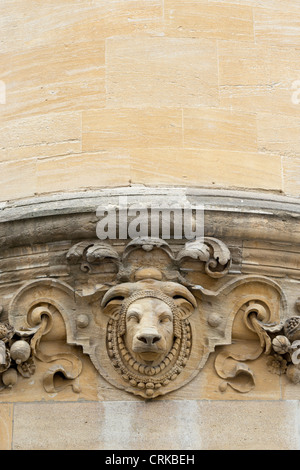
[66,236,232,283]
[2,235,299,399]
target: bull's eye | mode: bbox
[159,315,172,324]
[127,313,140,323]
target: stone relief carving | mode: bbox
[5,280,83,394]
[0,319,35,390]
[102,280,196,397]
[65,236,234,398]
[1,235,299,398]
[264,315,300,384]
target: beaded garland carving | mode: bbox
[106,290,192,397]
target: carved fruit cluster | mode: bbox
[0,322,35,390]
[267,316,300,384]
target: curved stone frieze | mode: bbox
[0,189,299,398]
[0,234,294,399]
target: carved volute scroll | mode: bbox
[6,280,86,394]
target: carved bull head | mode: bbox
[124,296,175,365]
[101,280,197,369]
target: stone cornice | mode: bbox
[0,187,299,250]
[1,188,300,220]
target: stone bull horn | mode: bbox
[102,280,196,307]
[156,282,197,308]
[101,280,197,321]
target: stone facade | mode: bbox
[0,0,300,451]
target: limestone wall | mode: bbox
[0,0,299,201]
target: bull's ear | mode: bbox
[102,298,123,320]
[174,297,196,320]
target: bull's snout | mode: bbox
[137,330,162,346]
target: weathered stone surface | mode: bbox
[0,1,163,54]
[164,1,254,41]
[11,400,300,450]
[0,404,13,450]
[283,157,300,197]
[218,41,300,117]
[241,240,300,279]
[130,149,282,191]
[106,37,218,108]
[0,113,81,162]
[0,0,299,201]
[255,6,300,46]
[257,113,300,157]
[13,402,103,450]
[197,400,299,450]
[0,159,37,201]
[182,108,257,152]
[82,108,183,151]
[1,43,105,120]
[36,152,131,194]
